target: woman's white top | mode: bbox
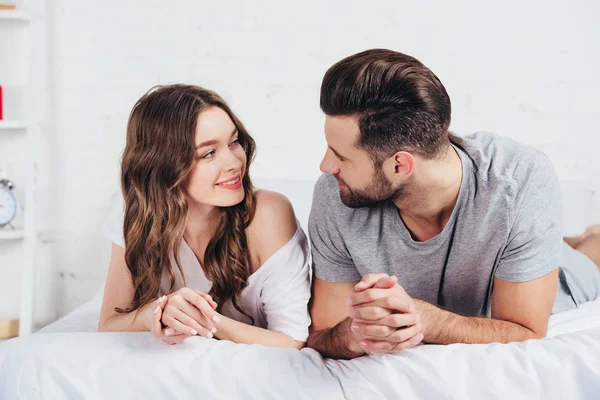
[103,199,312,342]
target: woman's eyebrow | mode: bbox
[195,128,238,149]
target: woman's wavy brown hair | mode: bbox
[117,84,257,323]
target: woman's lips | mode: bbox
[216,175,242,190]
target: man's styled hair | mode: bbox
[320,49,452,165]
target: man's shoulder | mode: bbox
[454,131,552,185]
[310,174,378,229]
[312,173,346,212]
[314,173,339,198]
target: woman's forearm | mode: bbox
[214,316,304,349]
[98,304,151,332]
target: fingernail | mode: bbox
[160,295,166,301]
[190,329,198,335]
[418,333,424,341]
[212,315,220,323]
[348,308,355,318]
[416,323,422,331]
[346,298,352,305]
[356,282,365,287]
[359,341,367,347]
[206,332,214,339]
[351,325,360,332]
[211,327,217,333]
[154,306,160,314]
[165,328,174,336]
[409,304,415,313]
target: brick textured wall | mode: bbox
[1,0,598,328]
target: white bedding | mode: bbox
[1,295,600,399]
[1,180,598,399]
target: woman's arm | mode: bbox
[98,242,155,332]
[214,316,304,349]
[228,190,309,349]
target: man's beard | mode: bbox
[337,168,404,208]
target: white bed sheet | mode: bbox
[1,180,597,399]
[1,296,600,400]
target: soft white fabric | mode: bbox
[2,179,598,398]
[2,298,600,399]
[103,197,312,342]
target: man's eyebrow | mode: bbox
[195,128,238,149]
[329,145,350,161]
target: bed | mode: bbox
[0,179,598,399]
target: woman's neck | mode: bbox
[184,201,220,244]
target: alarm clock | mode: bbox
[0,178,18,228]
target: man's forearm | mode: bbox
[416,299,541,345]
[306,318,365,359]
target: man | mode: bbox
[306,49,600,359]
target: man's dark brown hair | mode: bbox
[320,49,452,165]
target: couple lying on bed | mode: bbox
[98,49,600,359]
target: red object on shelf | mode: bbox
[0,85,3,120]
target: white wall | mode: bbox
[2,0,599,328]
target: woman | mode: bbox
[98,84,311,348]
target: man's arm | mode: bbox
[306,176,422,358]
[307,275,423,358]
[415,269,558,345]
[306,278,365,359]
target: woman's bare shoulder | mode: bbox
[246,189,298,267]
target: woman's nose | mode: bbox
[223,148,243,171]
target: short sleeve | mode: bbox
[495,153,563,282]
[259,227,312,342]
[308,175,361,282]
[103,194,126,248]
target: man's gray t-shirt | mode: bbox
[309,132,567,317]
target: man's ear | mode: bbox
[392,151,415,178]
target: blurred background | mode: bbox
[0,0,598,333]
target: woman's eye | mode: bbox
[202,150,216,159]
[230,138,240,147]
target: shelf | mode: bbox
[0,121,27,130]
[0,229,25,240]
[0,10,30,22]
[0,319,19,339]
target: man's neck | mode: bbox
[393,146,463,241]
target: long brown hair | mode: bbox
[117,84,257,322]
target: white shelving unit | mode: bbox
[0,1,45,338]
[0,229,26,240]
[0,120,28,130]
[0,10,30,22]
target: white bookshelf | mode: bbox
[0,120,27,130]
[0,229,25,240]
[0,10,30,22]
[0,1,45,338]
